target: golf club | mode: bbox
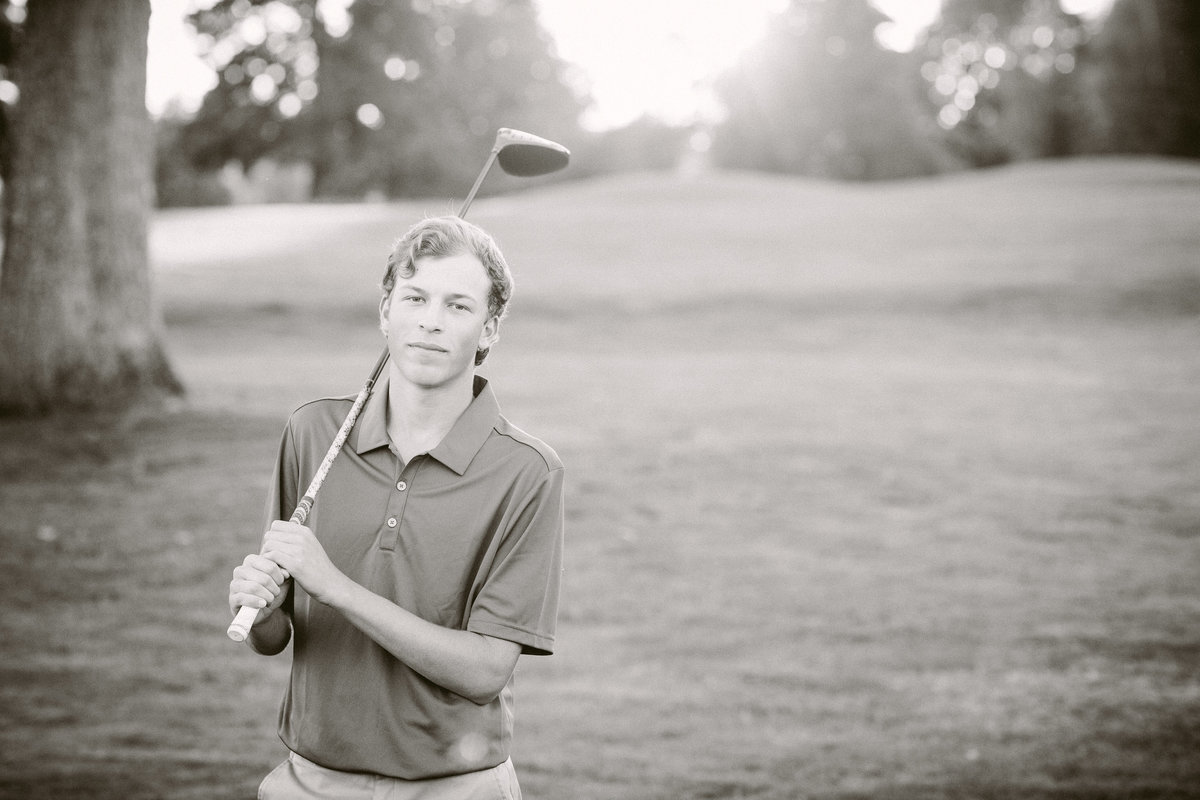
[458,127,570,216]
[228,127,570,642]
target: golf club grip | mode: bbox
[227,603,259,642]
[227,349,389,642]
[226,492,316,641]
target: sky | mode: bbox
[147,0,1115,130]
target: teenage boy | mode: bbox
[229,215,564,799]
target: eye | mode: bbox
[402,295,425,304]
[450,302,472,312]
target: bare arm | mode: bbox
[328,580,521,704]
[261,521,520,704]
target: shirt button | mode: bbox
[396,481,407,491]
[386,517,398,528]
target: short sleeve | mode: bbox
[467,465,565,655]
[261,419,300,531]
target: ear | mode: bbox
[478,315,500,351]
[378,294,390,336]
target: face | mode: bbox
[379,252,499,390]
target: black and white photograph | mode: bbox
[1,0,1197,797]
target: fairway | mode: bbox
[2,159,1199,798]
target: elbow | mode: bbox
[249,637,289,657]
[464,689,499,706]
[461,654,518,705]
[247,613,292,656]
[454,634,520,704]
[462,672,510,706]
[248,632,291,656]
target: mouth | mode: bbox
[407,342,449,353]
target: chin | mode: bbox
[399,364,467,390]
[404,370,447,389]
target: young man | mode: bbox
[228,216,564,799]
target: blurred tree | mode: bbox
[917,0,1091,166]
[712,0,951,180]
[1090,0,1200,157]
[0,2,16,185]
[0,0,182,415]
[179,0,584,199]
[567,117,693,178]
[155,116,234,208]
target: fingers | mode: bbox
[263,521,305,553]
[268,519,310,538]
[246,553,288,586]
[262,521,318,570]
[227,519,311,617]
[228,553,288,616]
[261,537,299,571]
[259,520,341,603]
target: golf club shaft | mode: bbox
[458,149,499,218]
[227,153,495,643]
[226,347,389,642]
[228,128,566,643]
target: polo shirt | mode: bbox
[261,373,564,780]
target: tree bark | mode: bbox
[0,0,181,415]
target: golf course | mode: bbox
[1,157,1198,798]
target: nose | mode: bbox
[418,304,444,332]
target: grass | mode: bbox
[2,157,1199,799]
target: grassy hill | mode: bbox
[2,158,1198,799]
[154,156,1200,309]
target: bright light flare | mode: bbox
[146,0,1119,126]
[536,0,787,130]
[356,103,384,130]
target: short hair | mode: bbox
[382,216,513,366]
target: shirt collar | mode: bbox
[351,372,500,476]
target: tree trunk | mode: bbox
[0,0,182,415]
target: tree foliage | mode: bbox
[0,0,21,184]
[915,0,1092,166]
[1090,0,1200,157]
[708,0,1199,180]
[176,0,586,198]
[712,0,952,180]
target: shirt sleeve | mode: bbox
[260,419,301,618]
[467,465,565,655]
[261,418,300,531]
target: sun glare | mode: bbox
[148,0,1118,127]
[536,0,788,130]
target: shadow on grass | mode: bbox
[0,409,291,800]
[0,757,263,800]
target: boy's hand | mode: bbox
[228,552,289,621]
[261,520,347,605]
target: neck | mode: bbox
[385,367,475,461]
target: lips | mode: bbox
[408,342,448,353]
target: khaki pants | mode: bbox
[258,751,522,800]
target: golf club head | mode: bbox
[495,128,570,177]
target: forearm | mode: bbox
[325,577,519,705]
